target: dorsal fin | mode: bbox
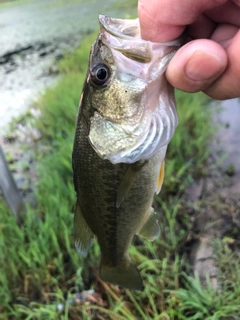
[138,208,160,241]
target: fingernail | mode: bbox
[185,50,225,81]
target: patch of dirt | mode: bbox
[184,155,240,287]
[0,120,39,222]
[178,99,240,288]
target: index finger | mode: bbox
[138,0,228,41]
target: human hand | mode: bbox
[138,0,240,100]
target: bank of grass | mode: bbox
[1,32,240,320]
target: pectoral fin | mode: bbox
[117,160,146,208]
[156,160,165,194]
[74,201,94,257]
[138,208,160,241]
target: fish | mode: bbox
[72,14,181,290]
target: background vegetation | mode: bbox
[1,31,240,320]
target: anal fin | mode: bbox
[74,201,94,257]
[138,208,160,241]
[117,160,146,208]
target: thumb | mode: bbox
[166,39,227,94]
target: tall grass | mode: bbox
[1,31,239,320]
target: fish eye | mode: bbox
[91,63,110,86]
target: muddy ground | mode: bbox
[184,98,240,287]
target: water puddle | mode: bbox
[0,0,136,135]
[213,98,240,195]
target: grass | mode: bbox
[1,29,240,320]
[0,0,32,8]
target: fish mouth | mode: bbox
[98,14,183,63]
[98,14,152,64]
[88,15,181,164]
[99,14,141,39]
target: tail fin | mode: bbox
[100,258,143,291]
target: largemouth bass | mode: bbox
[72,14,181,290]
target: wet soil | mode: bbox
[184,98,240,287]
